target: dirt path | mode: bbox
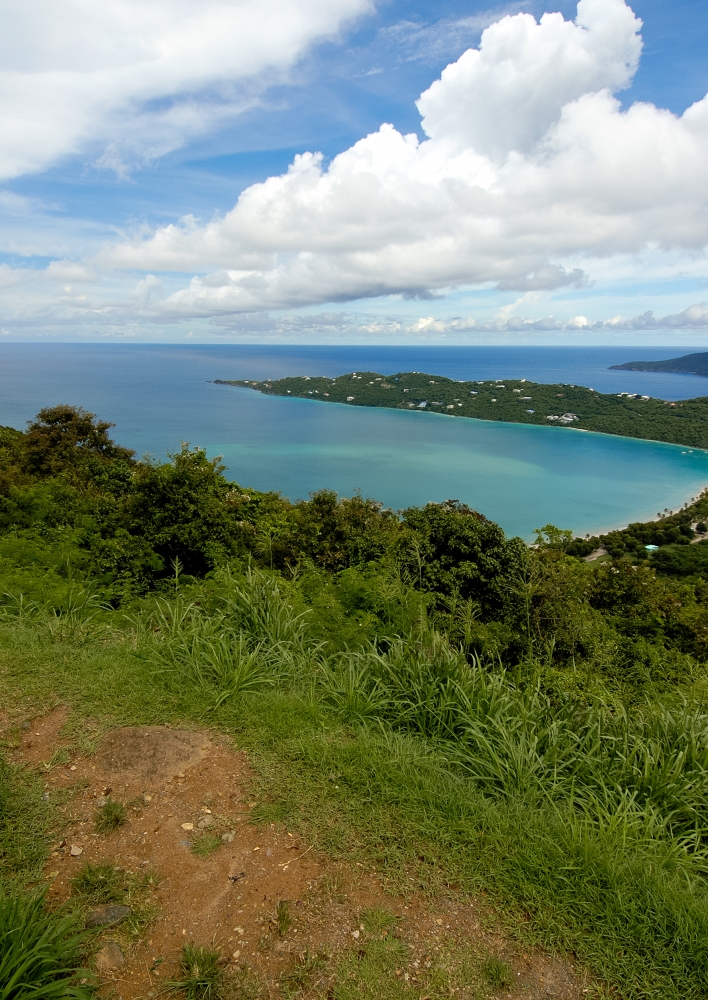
[9,708,592,1000]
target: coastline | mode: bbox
[218,373,708,452]
[581,484,708,539]
[213,383,708,542]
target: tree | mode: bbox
[24,406,135,480]
[398,500,524,617]
[120,444,243,576]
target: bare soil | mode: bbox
[9,709,592,1000]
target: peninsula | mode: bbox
[609,351,708,376]
[214,371,708,449]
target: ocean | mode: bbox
[1,343,706,539]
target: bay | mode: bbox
[1,343,706,539]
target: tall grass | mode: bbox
[0,884,93,1000]
[319,633,708,859]
[4,565,708,995]
[131,567,323,707]
[0,589,112,645]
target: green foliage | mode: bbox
[69,863,159,940]
[191,833,222,858]
[0,884,93,1000]
[9,404,708,997]
[70,863,125,905]
[360,907,398,936]
[399,500,524,617]
[0,753,56,885]
[652,542,708,577]
[479,956,512,988]
[275,900,292,937]
[93,800,127,834]
[280,490,399,571]
[133,567,318,708]
[24,405,135,482]
[121,445,245,576]
[227,371,708,449]
[166,943,225,1000]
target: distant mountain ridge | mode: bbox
[609,352,708,376]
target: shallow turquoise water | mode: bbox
[0,343,706,539]
[209,388,708,538]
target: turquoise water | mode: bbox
[210,387,708,538]
[1,343,706,539]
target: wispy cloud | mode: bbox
[0,0,374,180]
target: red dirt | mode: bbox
[9,710,592,999]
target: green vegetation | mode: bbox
[93,799,127,834]
[166,943,225,1000]
[217,370,708,448]
[0,884,93,1000]
[610,351,708,377]
[274,900,293,937]
[7,405,708,996]
[70,863,126,906]
[566,492,708,561]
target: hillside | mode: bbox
[215,371,708,449]
[5,406,708,1000]
[609,351,708,377]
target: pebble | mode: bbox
[221,831,235,843]
[86,905,132,929]
[96,941,125,972]
[70,845,83,857]
[181,822,194,831]
[197,815,215,829]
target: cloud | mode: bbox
[0,0,373,180]
[597,303,708,330]
[416,0,642,160]
[98,0,708,317]
[399,302,708,334]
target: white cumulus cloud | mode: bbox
[0,0,373,179]
[98,0,708,319]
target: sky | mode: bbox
[1,0,707,345]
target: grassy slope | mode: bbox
[215,372,708,449]
[3,624,708,1000]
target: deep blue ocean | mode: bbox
[1,343,707,540]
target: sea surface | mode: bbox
[1,343,707,540]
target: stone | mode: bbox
[95,796,108,808]
[70,845,83,857]
[221,831,235,844]
[95,941,125,973]
[86,904,132,929]
[197,815,215,829]
[181,822,194,831]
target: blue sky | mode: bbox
[1,0,708,343]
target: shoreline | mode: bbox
[214,384,708,542]
[216,377,708,453]
[582,485,708,539]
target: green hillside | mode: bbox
[215,371,708,448]
[609,351,708,377]
[6,406,708,999]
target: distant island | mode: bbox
[609,351,708,377]
[214,371,708,449]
